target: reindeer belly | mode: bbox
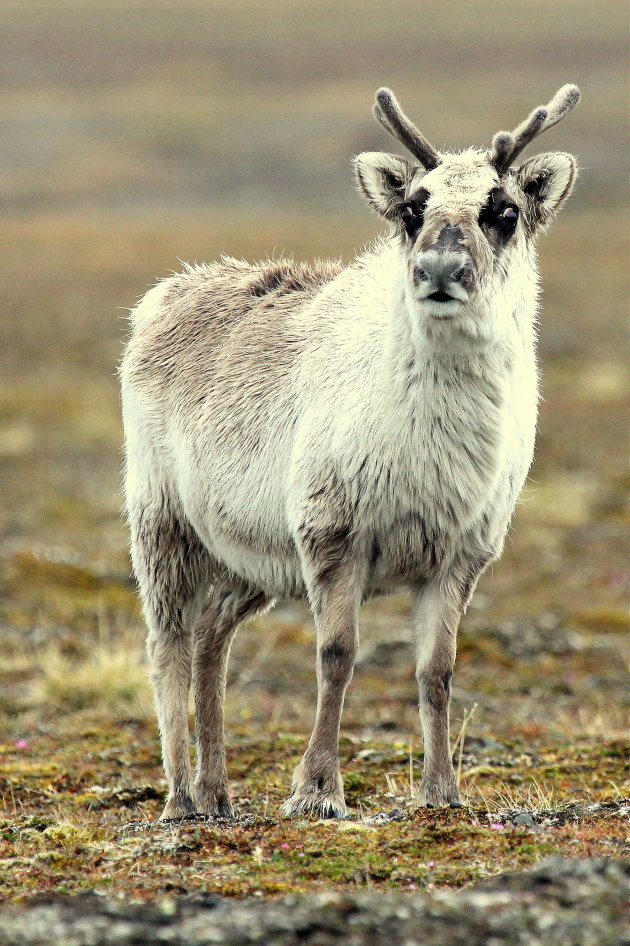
[367,494,492,589]
[180,490,307,599]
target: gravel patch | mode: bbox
[0,857,627,946]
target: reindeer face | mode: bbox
[354,85,578,335]
[398,153,507,320]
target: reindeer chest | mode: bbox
[359,363,520,581]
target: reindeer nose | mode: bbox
[413,225,472,297]
[413,254,472,290]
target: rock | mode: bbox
[489,799,630,830]
[463,736,506,754]
[0,858,626,946]
[365,808,408,824]
[512,812,536,827]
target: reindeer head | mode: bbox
[354,86,580,339]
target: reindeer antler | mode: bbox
[373,87,441,171]
[491,84,581,174]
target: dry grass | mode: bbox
[472,777,559,814]
[33,624,153,718]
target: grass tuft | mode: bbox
[34,629,152,718]
[474,776,559,813]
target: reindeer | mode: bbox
[120,85,580,819]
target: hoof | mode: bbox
[281,787,348,819]
[194,783,234,819]
[159,790,196,820]
[416,775,462,809]
[283,760,348,819]
[281,767,347,818]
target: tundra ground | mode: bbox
[0,0,627,936]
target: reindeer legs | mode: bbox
[413,579,462,807]
[283,545,362,818]
[193,583,271,817]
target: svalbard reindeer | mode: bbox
[121,85,580,819]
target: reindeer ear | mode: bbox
[353,152,416,219]
[516,152,577,229]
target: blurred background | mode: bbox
[0,0,627,747]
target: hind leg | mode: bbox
[129,499,210,819]
[193,583,272,816]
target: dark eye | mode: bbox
[479,190,519,244]
[399,196,426,236]
[496,205,519,236]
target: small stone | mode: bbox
[388,808,407,820]
[513,812,536,826]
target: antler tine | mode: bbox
[491,131,516,170]
[374,87,441,171]
[492,84,581,174]
[540,83,581,131]
[372,100,397,138]
[511,107,548,154]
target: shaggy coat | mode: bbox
[121,86,579,819]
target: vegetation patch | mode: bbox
[0,0,626,922]
[1,724,627,900]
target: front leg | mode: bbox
[282,538,362,819]
[412,579,463,807]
